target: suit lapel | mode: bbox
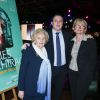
[69,40,74,56]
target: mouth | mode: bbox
[56,25,60,27]
[39,43,44,45]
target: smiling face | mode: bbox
[52,15,63,31]
[34,32,46,49]
[72,19,87,35]
[73,22,87,34]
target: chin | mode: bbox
[40,45,44,48]
[56,29,61,31]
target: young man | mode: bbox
[45,14,71,100]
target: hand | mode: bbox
[21,43,30,50]
[18,91,24,99]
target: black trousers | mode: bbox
[69,69,93,100]
[52,65,66,100]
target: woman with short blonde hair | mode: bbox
[69,18,97,100]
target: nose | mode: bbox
[40,39,43,42]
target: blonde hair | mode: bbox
[31,28,49,44]
[72,18,87,30]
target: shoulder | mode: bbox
[87,37,96,44]
[22,45,34,54]
[62,30,73,40]
[46,28,52,33]
[86,38,97,50]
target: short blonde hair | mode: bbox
[31,28,49,44]
[72,18,88,30]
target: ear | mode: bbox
[84,28,87,32]
[51,21,53,26]
[34,41,36,44]
[72,27,74,31]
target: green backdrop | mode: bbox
[0,0,22,92]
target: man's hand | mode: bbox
[21,43,30,50]
[18,91,24,99]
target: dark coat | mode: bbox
[45,29,72,68]
[69,38,97,78]
[18,45,45,96]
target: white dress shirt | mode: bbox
[52,29,66,66]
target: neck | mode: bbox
[33,42,43,50]
[53,28,61,32]
[76,34,84,42]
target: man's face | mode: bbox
[52,15,63,31]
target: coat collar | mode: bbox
[71,34,92,42]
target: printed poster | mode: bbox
[0,0,22,92]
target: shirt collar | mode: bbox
[52,29,62,35]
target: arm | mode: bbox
[18,49,29,98]
[88,39,97,71]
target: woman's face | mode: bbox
[73,22,87,35]
[34,32,46,49]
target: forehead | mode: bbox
[36,32,45,36]
[53,15,63,21]
[75,21,86,26]
[35,33,46,39]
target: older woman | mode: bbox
[18,28,51,100]
[68,18,97,100]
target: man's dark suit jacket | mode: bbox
[45,29,72,68]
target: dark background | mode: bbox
[15,0,100,31]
